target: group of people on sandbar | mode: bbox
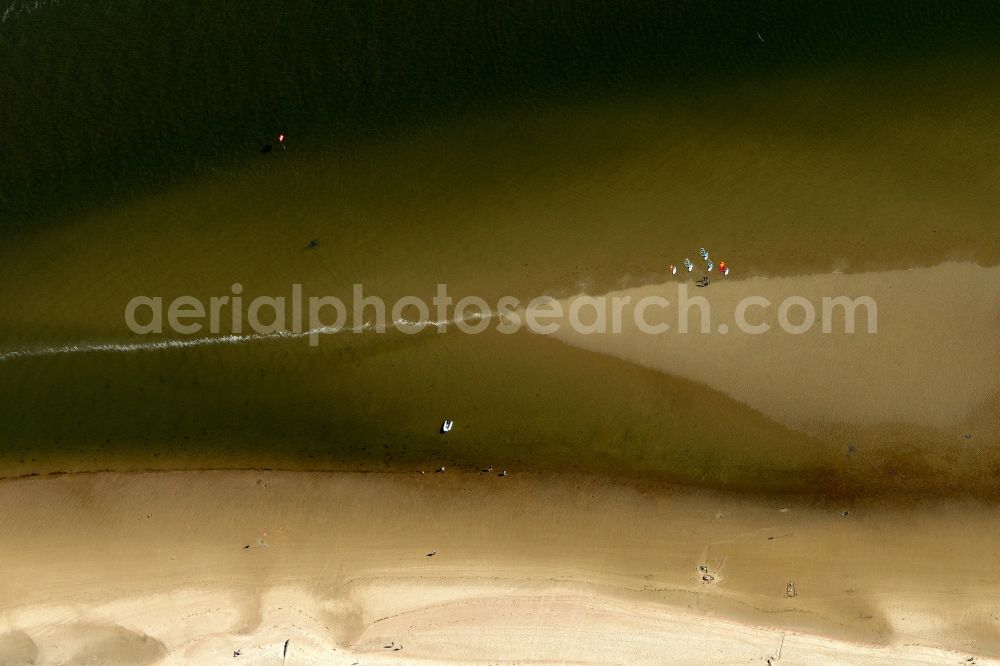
[669,247,730,284]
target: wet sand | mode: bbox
[1,470,998,664]
[545,262,1000,486]
[549,262,1000,431]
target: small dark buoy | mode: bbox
[306,239,319,250]
[261,144,273,154]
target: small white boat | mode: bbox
[699,247,709,260]
[669,264,677,275]
[441,420,453,433]
[683,258,693,272]
[706,260,714,272]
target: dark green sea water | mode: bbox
[4,1,1000,229]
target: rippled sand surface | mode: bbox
[2,471,999,664]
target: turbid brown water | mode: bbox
[1,3,998,499]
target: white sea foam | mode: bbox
[0,312,500,362]
[1,0,58,26]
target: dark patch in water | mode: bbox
[4,2,1000,227]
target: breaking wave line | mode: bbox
[0,312,500,363]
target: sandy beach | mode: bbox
[2,469,999,664]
